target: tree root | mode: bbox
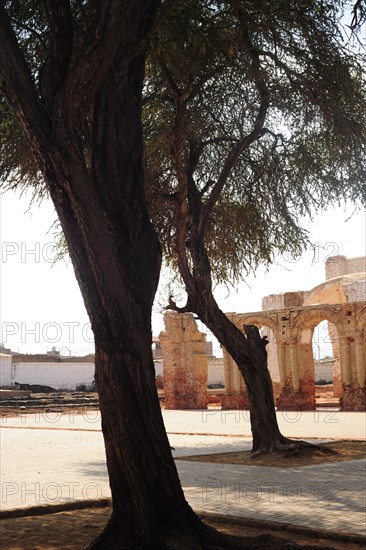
[87,515,338,549]
[250,436,338,459]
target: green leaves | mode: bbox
[144,0,366,284]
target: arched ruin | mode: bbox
[160,255,366,411]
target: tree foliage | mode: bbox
[144,0,366,286]
[1,3,365,545]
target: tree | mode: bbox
[1,1,365,548]
[144,0,366,454]
[0,2,236,548]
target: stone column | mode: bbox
[355,332,365,389]
[289,342,300,391]
[277,341,287,386]
[328,324,343,398]
[340,334,366,411]
[223,347,233,393]
[160,312,208,409]
[339,337,351,387]
[221,338,249,410]
[277,339,315,410]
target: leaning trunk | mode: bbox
[193,296,288,453]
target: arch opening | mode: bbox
[312,320,341,408]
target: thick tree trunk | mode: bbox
[26,33,233,550]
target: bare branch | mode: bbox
[165,296,192,313]
[198,8,269,239]
[350,0,366,31]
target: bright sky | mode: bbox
[0,189,365,356]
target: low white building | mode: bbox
[0,353,12,386]
[11,361,95,391]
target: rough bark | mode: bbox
[0,2,241,547]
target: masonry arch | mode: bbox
[356,306,366,331]
[238,313,281,342]
[291,307,343,405]
[290,306,343,339]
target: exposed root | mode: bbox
[251,437,339,459]
[86,500,331,549]
[87,519,339,549]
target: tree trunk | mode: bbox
[183,280,331,456]
[25,37,231,550]
[190,294,289,453]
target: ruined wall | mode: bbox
[344,280,366,303]
[262,291,308,310]
[237,301,366,411]
[314,359,335,383]
[160,312,208,409]
[325,255,366,280]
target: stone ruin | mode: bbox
[160,255,366,411]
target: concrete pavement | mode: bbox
[0,410,365,536]
[2,408,365,439]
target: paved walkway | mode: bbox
[0,410,365,536]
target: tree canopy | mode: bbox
[2,1,365,283]
[1,1,366,547]
[144,0,365,286]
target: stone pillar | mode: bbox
[289,342,300,391]
[339,337,351,386]
[221,343,249,410]
[160,312,208,409]
[263,326,281,399]
[223,346,233,393]
[340,334,366,412]
[277,342,287,386]
[355,332,366,388]
[328,323,343,398]
[339,335,366,411]
[277,339,315,410]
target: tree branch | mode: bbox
[198,8,269,240]
[154,51,182,97]
[165,296,192,313]
[60,0,161,121]
[40,0,73,108]
[0,4,50,143]
[350,0,366,31]
[10,17,47,48]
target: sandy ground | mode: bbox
[1,505,365,550]
[176,440,366,468]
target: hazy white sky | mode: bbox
[0,189,365,356]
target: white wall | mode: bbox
[208,359,224,386]
[314,360,334,383]
[9,361,165,390]
[154,360,163,377]
[12,362,95,391]
[0,354,12,387]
